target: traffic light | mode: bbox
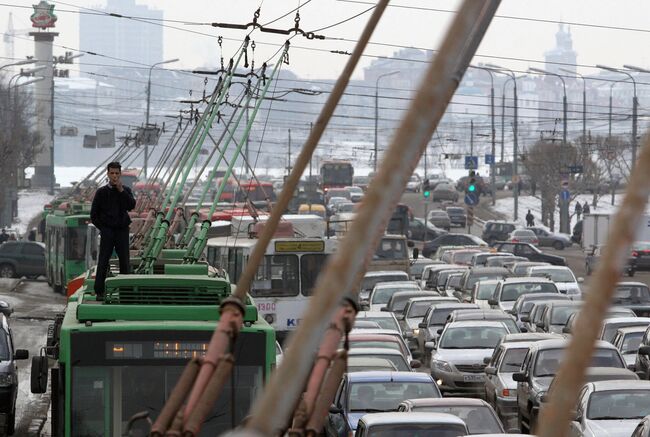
[422,179,431,198]
[467,170,477,194]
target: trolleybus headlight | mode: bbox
[264,313,276,324]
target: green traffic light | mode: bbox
[468,184,476,192]
[423,190,431,198]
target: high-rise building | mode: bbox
[79,0,162,74]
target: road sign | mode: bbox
[485,154,495,165]
[464,156,478,170]
[560,189,570,202]
[464,192,479,206]
[568,165,583,174]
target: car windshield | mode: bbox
[587,390,650,420]
[467,273,507,291]
[348,381,438,411]
[621,332,644,354]
[531,268,576,282]
[373,239,408,261]
[408,301,439,318]
[501,283,558,301]
[534,348,624,377]
[500,348,528,372]
[410,262,432,277]
[613,285,650,304]
[514,230,535,237]
[372,286,418,304]
[413,405,501,434]
[440,326,508,349]
[604,323,649,343]
[0,331,8,361]
[363,424,467,437]
[359,316,399,331]
[551,306,581,324]
[477,283,498,300]
[337,203,355,213]
[429,308,462,326]
[361,275,408,292]
[389,294,423,312]
[453,251,481,265]
[349,341,401,352]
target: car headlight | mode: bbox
[535,391,547,403]
[0,373,13,387]
[412,328,420,337]
[432,360,453,372]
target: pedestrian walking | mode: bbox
[526,209,535,227]
[0,229,7,244]
[574,202,583,220]
[27,228,36,241]
[583,201,591,215]
[90,162,136,301]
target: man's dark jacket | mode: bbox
[91,185,136,230]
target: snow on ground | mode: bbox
[13,190,54,235]
[494,193,624,233]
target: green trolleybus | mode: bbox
[45,203,91,293]
[34,270,275,436]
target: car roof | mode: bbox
[547,301,582,309]
[360,412,466,427]
[513,229,535,234]
[476,279,502,286]
[452,309,512,319]
[615,326,648,335]
[499,276,555,284]
[468,267,511,275]
[404,397,490,407]
[502,332,564,343]
[430,303,479,311]
[364,270,409,278]
[356,311,396,318]
[500,341,540,351]
[603,317,650,324]
[517,293,568,301]
[349,329,401,337]
[529,265,571,271]
[406,296,453,303]
[374,281,420,289]
[346,371,434,383]
[445,320,510,329]
[616,282,648,287]
[348,348,405,356]
[589,380,650,391]
[583,367,639,379]
[531,338,616,351]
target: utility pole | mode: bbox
[470,120,474,158]
[287,128,292,177]
[374,71,400,172]
[245,95,250,176]
[469,65,496,205]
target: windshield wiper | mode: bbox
[349,408,387,413]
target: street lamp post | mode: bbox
[0,59,36,76]
[597,64,638,170]
[145,58,179,179]
[530,67,569,233]
[486,64,519,221]
[374,70,400,172]
[560,68,586,146]
[471,65,496,205]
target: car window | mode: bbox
[587,390,650,420]
[500,348,528,372]
[348,381,438,411]
[22,244,44,256]
[412,405,501,434]
[519,245,535,255]
[551,306,581,325]
[621,332,644,354]
[440,325,508,349]
[0,330,8,360]
[499,244,515,253]
[500,283,558,301]
[534,348,624,376]
[0,243,19,254]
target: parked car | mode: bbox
[399,296,457,355]
[427,210,452,230]
[528,226,572,250]
[423,234,488,258]
[457,267,511,302]
[0,315,29,435]
[492,242,567,266]
[526,265,583,296]
[449,249,487,266]
[513,339,625,433]
[325,371,441,437]
[397,397,504,435]
[488,277,560,312]
[383,290,429,316]
[432,183,459,202]
[430,320,510,397]
[508,229,539,246]
[354,412,468,437]
[446,206,467,228]
[0,241,46,279]
[568,381,650,437]
[586,245,636,276]
[612,326,646,370]
[482,221,517,245]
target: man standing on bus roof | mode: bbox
[90,162,136,301]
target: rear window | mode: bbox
[500,283,558,301]
[534,348,624,376]
[550,306,581,324]
[360,274,408,291]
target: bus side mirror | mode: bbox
[31,355,48,394]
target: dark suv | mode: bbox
[482,221,517,245]
[0,315,29,435]
[0,242,46,279]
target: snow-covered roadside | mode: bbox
[13,190,55,235]
[494,193,624,233]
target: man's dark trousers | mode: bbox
[94,227,130,296]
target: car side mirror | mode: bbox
[483,356,491,365]
[396,314,405,321]
[14,349,29,360]
[521,315,530,323]
[572,410,580,422]
[424,341,436,350]
[637,371,647,379]
[485,366,497,375]
[407,240,415,248]
[30,355,48,394]
[562,326,571,334]
[520,326,528,333]
[577,277,584,283]
[418,322,427,329]
[627,363,637,372]
[404,331,413,339]
[488,299,498,306]
[639,346,650,356]
[410,360,422,369]
[437,328,444,335]
[329,404,342,415]
[512,372,527,382]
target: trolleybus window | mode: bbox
[301,254,328,296]
[251,255,299,297]
[66,227,86,261]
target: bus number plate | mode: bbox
[258,303,276,312]
[275,241,325,252]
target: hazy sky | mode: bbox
[5,0,650,81]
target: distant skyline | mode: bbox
[5,1,650,81]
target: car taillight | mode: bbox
[502,388,510,397]
[533,239,539,244]
[512,239,519,243]
[633,251,639,257]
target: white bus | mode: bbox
[205,235,338,342]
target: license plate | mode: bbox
[463,374,485,382]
